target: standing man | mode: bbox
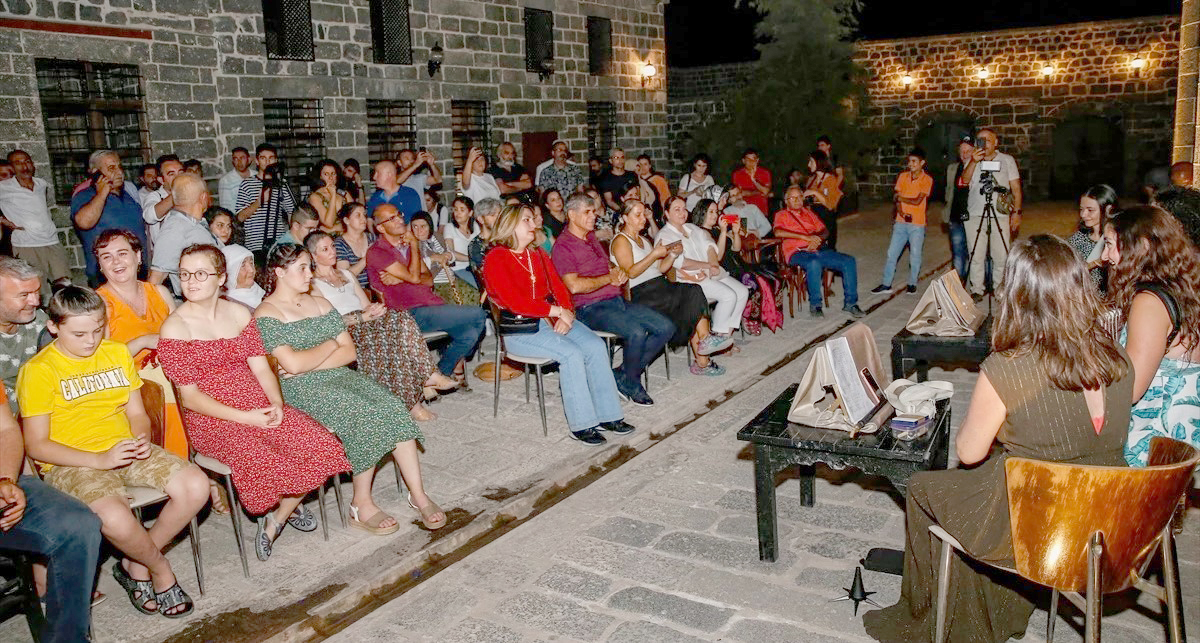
[730,148,772,215]
[596,148,639,215]
[367,159,422,223]
[140,154,184,250]
[488,142,533,200]
[148,174,222,293]
[0,151,73,300]
[397,148,443,196]
[235,143,295,261]
[537,140,586,198]
[943,137,974,280]
[873,149,933,294]
[962,128,1022,296]
[218,146,253,211]
[70,150,148,284]
[136,163,159,205]
[552,194,673,406]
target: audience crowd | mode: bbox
[0,127,1197,642]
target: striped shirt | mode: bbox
[235,176,295,251]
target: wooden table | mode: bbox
[890,316,992,382]
[737,383,950,562]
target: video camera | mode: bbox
[977,160,1009,197]
[261,162,285,189]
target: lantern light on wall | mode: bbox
[641,61,657,87]
[427,42,444,78]
[976,67,989,80]
[1131,55,1146,76]
[901,73,914,86]
[1041,64,1055,77]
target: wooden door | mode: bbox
[522,131,557,173]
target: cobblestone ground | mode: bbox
[3,202,1193,643]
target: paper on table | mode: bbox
[826,336,876,425]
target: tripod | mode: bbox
[964,179,1010,316]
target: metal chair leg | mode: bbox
[1162,527,1183,643]
[1047,588,1059,642]
[535,364,548,437]
[934,536,953,643]
[663,347,671,380]
[492,335,502,418]
[332,474,346,529]
[188,516,204,595]
[317,484,329,542]
[223,474,250,578]
[1084,532,1103,643]
[393,458,403,494]
[524,365,531,403]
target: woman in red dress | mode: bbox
[158,244,351,561]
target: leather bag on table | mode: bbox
[787,323,893,433]
[905,270,984,337]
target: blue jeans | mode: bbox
[788,249,859,308]
[454,269,478,289]
[881,223,926,287]
[575,297,673,392]
[503,320,624,431]
[1,476,101,641]
[409,304,487,375]
[948,221,968,279]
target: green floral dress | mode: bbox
[257,309,421,474]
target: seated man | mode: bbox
[272,203,320,250]
[552,194,673,406]
[366,204,486,384]
[773,186,865,319]
[0,257,50,409]
[722,186,773,239]
[18,286,209,618]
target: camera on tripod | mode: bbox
[977,160,1009,197]
[261,162,285,189]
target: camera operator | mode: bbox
[961,128,1022,296]
[234,142,296,262]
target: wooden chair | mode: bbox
[931,437,1199,643]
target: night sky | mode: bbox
[666,0,1182,68]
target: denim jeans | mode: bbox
[574,297,673,392]
[408,304,487,375]
[788,248,859,308]
[454,269,478,289]
[881,222,926,287]
[948,220,968,279]
[0,476,101,641]
[502,320,624,431]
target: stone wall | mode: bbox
[0,0,668,272]
[1174,0,1198,175]
[668,15,1179,203]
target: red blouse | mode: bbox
[482,245,575,319]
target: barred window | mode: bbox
[586,102,617,161]
[35,59,150,204]
[450,100,491,174]
[587,16,612,76]
[369,0,412,65]
[366,99,417,165]
[524,8,554,74]
[263,0,314,61]
[262,98,325,196]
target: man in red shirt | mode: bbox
[731,148,772,214]
[773,186,863,319]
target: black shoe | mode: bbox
[570,428,607,446]
[599,420,636,435]
[619,387,654,406]
[906,284,917,294]
[810,307,824,318]
[870,284,891,294]
[843,305,866,319]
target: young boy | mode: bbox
[18,286,208,618]
[873,149,933,294]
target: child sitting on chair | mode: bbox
[18,286,209,619]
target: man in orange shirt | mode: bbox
[873,149,933,294]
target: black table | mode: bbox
[737,383,950,562]
[890,316,992,382]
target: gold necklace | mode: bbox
[510,247,537,295]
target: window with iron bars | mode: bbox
[366,99,417,164]
[262,98,326,197]
[524,8,554,75]
[586,102,617,161]
[369,0,412,64]
[586,16,613,76]
[450,101,491,175]
[35,59,150,204]
[262,0,314,61]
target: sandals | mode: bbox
[408,493,447,531]
[112,562,157,615]
[349,504,400,535]
[155,582,194,619]
[285,505,318,532]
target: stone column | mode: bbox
[1177,0,1199,173]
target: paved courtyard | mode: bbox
[2,202,1194,643]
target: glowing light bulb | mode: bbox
[1041,64,1054,76]
[1131,56,1146,70]
[901,74,913,86]
[640,62,657,79]
[977,68,989,80]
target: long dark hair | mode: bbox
[310,159,342,191]
[1080,184,1118,236]
[689,198,717,230]
[688,153,711,176]
[809,150,835,175]
[264,243,311,295]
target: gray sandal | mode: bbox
[155,582,193,619]
[112,562,156,615]
[286,504,318,532]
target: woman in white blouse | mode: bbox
[442,195,479,287]
[654,196,749,337]
[677,153,715,211]
[458,147,501,205]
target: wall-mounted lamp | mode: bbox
[427,42,444,78]
[976,67,989,81]
[537,58,555,82]
[1041,64,1055,77]
[640,61,657,87]
[1131,55,1146,76]
[901,73,914,86]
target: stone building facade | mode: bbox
[0,0,667,271]
[669,15,1179,203]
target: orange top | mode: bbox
[894,170,933,225]
[98,282,171,369]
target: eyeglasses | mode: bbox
[179,270,215,282]
[376,215,401,226]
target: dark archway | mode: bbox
[1050,115,1124,199]
[915,114,976,203]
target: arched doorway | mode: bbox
[1050,115,1124,199]
[915,115,976,203]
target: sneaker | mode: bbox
[599,420,636,435]
[569,427,607,446]
[906,284,917,294]
[870,284,892,294]
[695,334,735,356]
[690,361,727,376]
[810,307,824,318]
[843,305,866,319]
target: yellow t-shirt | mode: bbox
[18,339,142,470]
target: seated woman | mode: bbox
[864,235,1133,643]
[467,198,503,272]
[410,211,481,307]
[482,205,633,447]
[204,206,238,246]
[442,196,479,288]
[307,159,348,234]
[1101,205,1200,465]
[256,243,446,532]
[423,189,450,233]
[1067,184,1116,290]
[610,199,730,375]
[655,196,750,340]
[695,197,783,336]
[158,245,351,561]
[333,202,375,290]
[540,188,567,239]
[220,244,265,309]
[306,231,458,421]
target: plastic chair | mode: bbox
[931,437,1199,643]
